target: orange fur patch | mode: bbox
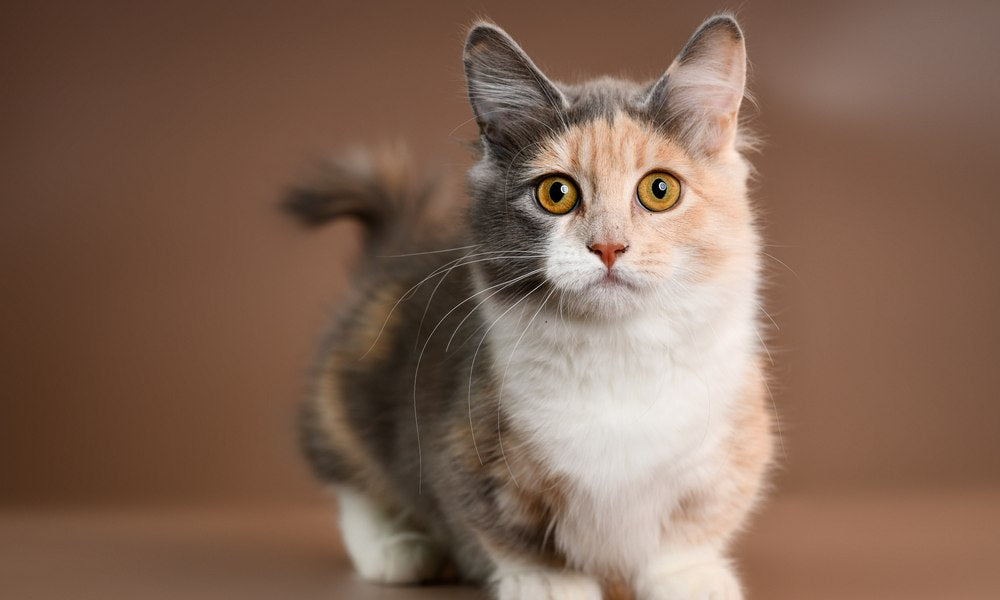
[314,282,408,501]
[527,112,756,284]
[664,364,774,547]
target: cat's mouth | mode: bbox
[591,270,640,291]
[597,272,624,285]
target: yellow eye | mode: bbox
[636,171,682,212]
[535,175,579,215]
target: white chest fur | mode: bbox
[483,296,757,574]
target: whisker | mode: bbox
[762,375,788,464]
[467,280,548,467]
[497,286,554,488]
[450,314,490,354]
[754,325,774,367]
[447,114,481,138]
[379,244,480,258]
[754,300,780,332]
[762,251,799,280]
[410,268,545,474]
[557,293,567,331]
[414,247,479,350]
[446,269,544,351]
[359,251,546,359]
[359,252,475,359]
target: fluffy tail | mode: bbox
[283,145,449,253]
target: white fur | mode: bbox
[480,230,759,580]
[336,486,445,584]
[491,558,603,600]
[635,548,743,600]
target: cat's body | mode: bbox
[290,14,773,600]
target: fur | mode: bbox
[289,13,774,600]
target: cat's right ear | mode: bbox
[464,23,566,157]
[644,15,748,156]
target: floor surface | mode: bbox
[3,490,999,599]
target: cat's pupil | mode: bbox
[652,178,668,199]
[550,182,567,202]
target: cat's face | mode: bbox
[464,16,757,320]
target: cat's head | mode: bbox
[463,15,759,321]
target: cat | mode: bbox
[286,13,774,600]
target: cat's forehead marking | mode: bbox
[528,113,691,187]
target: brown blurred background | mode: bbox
[3,1,999,598]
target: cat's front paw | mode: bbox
[355,532,445,585]
[635,552,742,600]
[494,569,602,600]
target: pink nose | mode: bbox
[588,242,627,270]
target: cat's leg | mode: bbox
[633,547,742,600]
[634,371,772,600]
[489,555,602,600]
[335,486,447,584]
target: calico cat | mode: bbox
[287,13,773,600]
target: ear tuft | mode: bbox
[464,22,513,57]
[677,14,743,63]
[463,23,565,157]
[645,14,748,156]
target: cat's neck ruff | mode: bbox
[477,280,759,486]
[476,281,760,573]
[479,278,759,386]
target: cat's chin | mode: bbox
[559,280,648,321]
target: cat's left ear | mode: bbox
[464,22,567,157]
[644,14,747,156]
